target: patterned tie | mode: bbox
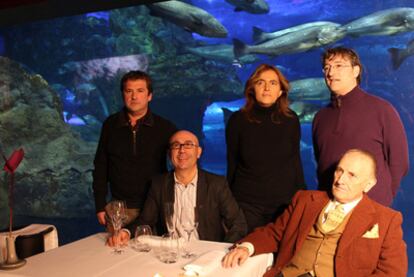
[322,204,345,233]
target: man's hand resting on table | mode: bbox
[221,246,250,268]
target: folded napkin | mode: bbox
[133,235,185,247]
[0,224,58,262]
[184,250,226,276]
[136,235,162,247]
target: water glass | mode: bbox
[164,202,176,236]
[158,234,179,264]
[132,225,152,252]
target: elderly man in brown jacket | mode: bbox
[222,149,407,277]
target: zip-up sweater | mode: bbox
[312,86,409,206]
[92,108,177,212]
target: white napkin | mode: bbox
[135,235,163,247]
[0,224,59,262]
[133,235,185,247]
[183,250,226,276]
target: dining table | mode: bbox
[0,233,273,277]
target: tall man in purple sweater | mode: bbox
[312,47,409,206]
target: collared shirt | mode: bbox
[173,171,199,239]
[322,197,361,223]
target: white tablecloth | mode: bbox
[0,233,273,277]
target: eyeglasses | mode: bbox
[322,64,352,73]
[170,142,198,150]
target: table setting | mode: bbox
[0,231,272,277]
[1,201,272,277]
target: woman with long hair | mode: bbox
[226,64,305,232]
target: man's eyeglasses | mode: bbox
[322,64,352,73]
[170,142,198,150]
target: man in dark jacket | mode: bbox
[108,130,247,245]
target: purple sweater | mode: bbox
[312,86,409,206]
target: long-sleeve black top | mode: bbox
[92,108,177,212]
[225,103,305,208]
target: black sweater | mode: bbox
[225,103,305,208]
[92,109,177,212]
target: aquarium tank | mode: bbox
[0,0,412,272]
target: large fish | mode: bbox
[253,21,341,43]
[388,39,414,69]
[186,44,260,65]
[225,0,269,14]
[344,7,414,37]
[234,24,345,58]
[289,101,321,123]
[147,1,228,38]
[290,78,331,102]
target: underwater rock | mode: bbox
[0,184,7,229]
[2,15,114,82]
[56,54,149,121]
[0,57,96,221]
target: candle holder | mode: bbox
[0,148,26,270]
[0,235,26,269]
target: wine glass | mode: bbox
[164,202,176,237]
[180,207,198,258]
[108,200,127,254]
[132,225,152,252]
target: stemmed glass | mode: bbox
[164,202,176,237]
[108,200,127,254]
[180,207,198,258]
